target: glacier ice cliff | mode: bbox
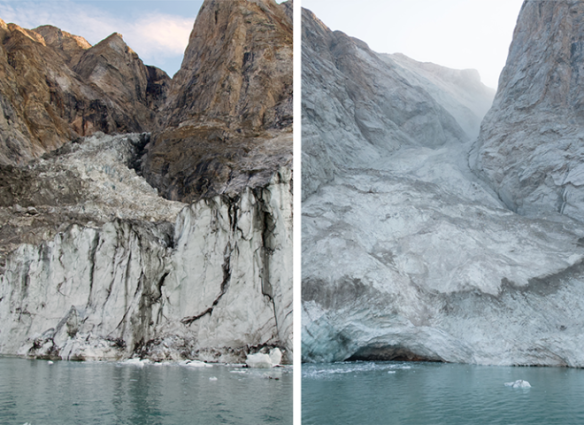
[302,1,584,367]
[0,133,292,363]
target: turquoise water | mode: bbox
[0,357,292,425]
[302,361,584,425]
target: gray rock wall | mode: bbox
[471,0,584,221]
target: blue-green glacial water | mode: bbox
[302,361,584,425]
[0,357,292,425]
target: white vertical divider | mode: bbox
[293,0,302,423]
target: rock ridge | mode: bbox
[301,7,493,200]
[141,0,293,203]
[0,20,169,165]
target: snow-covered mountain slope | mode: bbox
[301,7,494,200]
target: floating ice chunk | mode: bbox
[505,380,531,388]
[183,360,213,368]
[269,348,282,366]
[47,360,54,365]
[209,377,218,381]
[246,348,283,368]
[245,353,274,368]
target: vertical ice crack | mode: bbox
[180,242,233,325]
[257,187,280,338]
[85,231,100,309]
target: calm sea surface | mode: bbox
[302,361,584,425]
[0,356,292,425]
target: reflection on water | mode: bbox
[303,361,584,425]
[0,357,292,425]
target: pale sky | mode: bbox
[0,0,204,77]
[303,0,525,89]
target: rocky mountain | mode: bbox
[0,0,292,363]
[301,8,493,200]
[141,0,293,203]
[471,0,584,221]
[0,19,168,165]
[302,2,584,367]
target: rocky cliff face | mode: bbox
[471,0,584,221]
[301,8,493,199]
[302,4,584,367]
[141,0,293,203]
[0,18,168,166]
[0,0,292,363]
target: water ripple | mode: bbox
[303,362,584,425]
[0,357,292,424]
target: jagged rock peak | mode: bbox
[165,0,293,131]
[471,0,584,221]
[99,32,132,54]
[6,22,46,45]
[33,25,91,67]
[33,25,91,50]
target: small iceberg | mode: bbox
[121,358,150,367]
[505,379,531,388]
[47,360,54,365]
[269,347,282,365]
[246,348,282,368]
[245,353,272,368]
[209,376,218,381]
